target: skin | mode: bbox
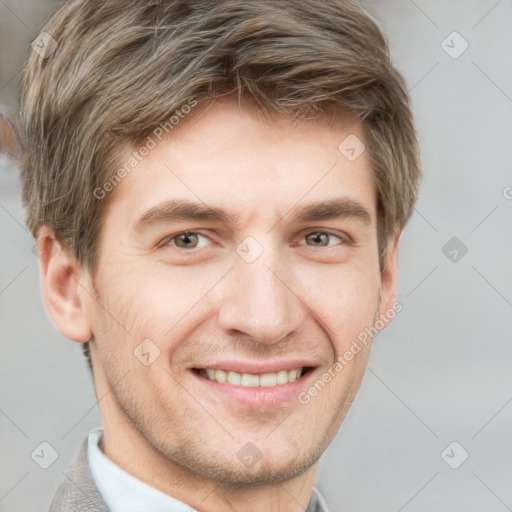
[38,97,400,512]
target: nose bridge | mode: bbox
[217,236,304,344]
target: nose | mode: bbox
[217,240,305,345]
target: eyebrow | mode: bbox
[132,197,372,234]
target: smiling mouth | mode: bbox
[195,367,314,387]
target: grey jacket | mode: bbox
[49,436,329,512]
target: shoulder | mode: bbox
[307,487,330,512]
[48,436,109,512]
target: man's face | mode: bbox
[82,99,395,484]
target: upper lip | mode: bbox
[192,360,318,374]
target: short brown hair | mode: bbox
[19,0,420,368]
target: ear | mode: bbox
[36,226,92,343]
[376,231,401,330]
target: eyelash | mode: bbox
[158,230,350,252]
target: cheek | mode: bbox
[86,265,158,364]
[303,261,380,353]
[312,258,380,310]
[128,265,220,338]
[90,262,224,361]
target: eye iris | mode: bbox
[176,232,198,248]
[308,232,329,246]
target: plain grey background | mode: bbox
[1,1,511,511]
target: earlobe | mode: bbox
[376,231,401,330]
[37,226,92,343]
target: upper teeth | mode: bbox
[200,368,303,387]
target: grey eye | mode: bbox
[173,232,199,248]
[305,232,341,246]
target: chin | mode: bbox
[158,435,328,486]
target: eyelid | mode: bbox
[157,230,212,250]
[298,229,351,247]
[302,226,351,240]
[158,228,352,251]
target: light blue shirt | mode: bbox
[87,428,329,512]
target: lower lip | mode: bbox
[191,369,316,406]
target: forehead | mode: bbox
[101,98,376,231]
